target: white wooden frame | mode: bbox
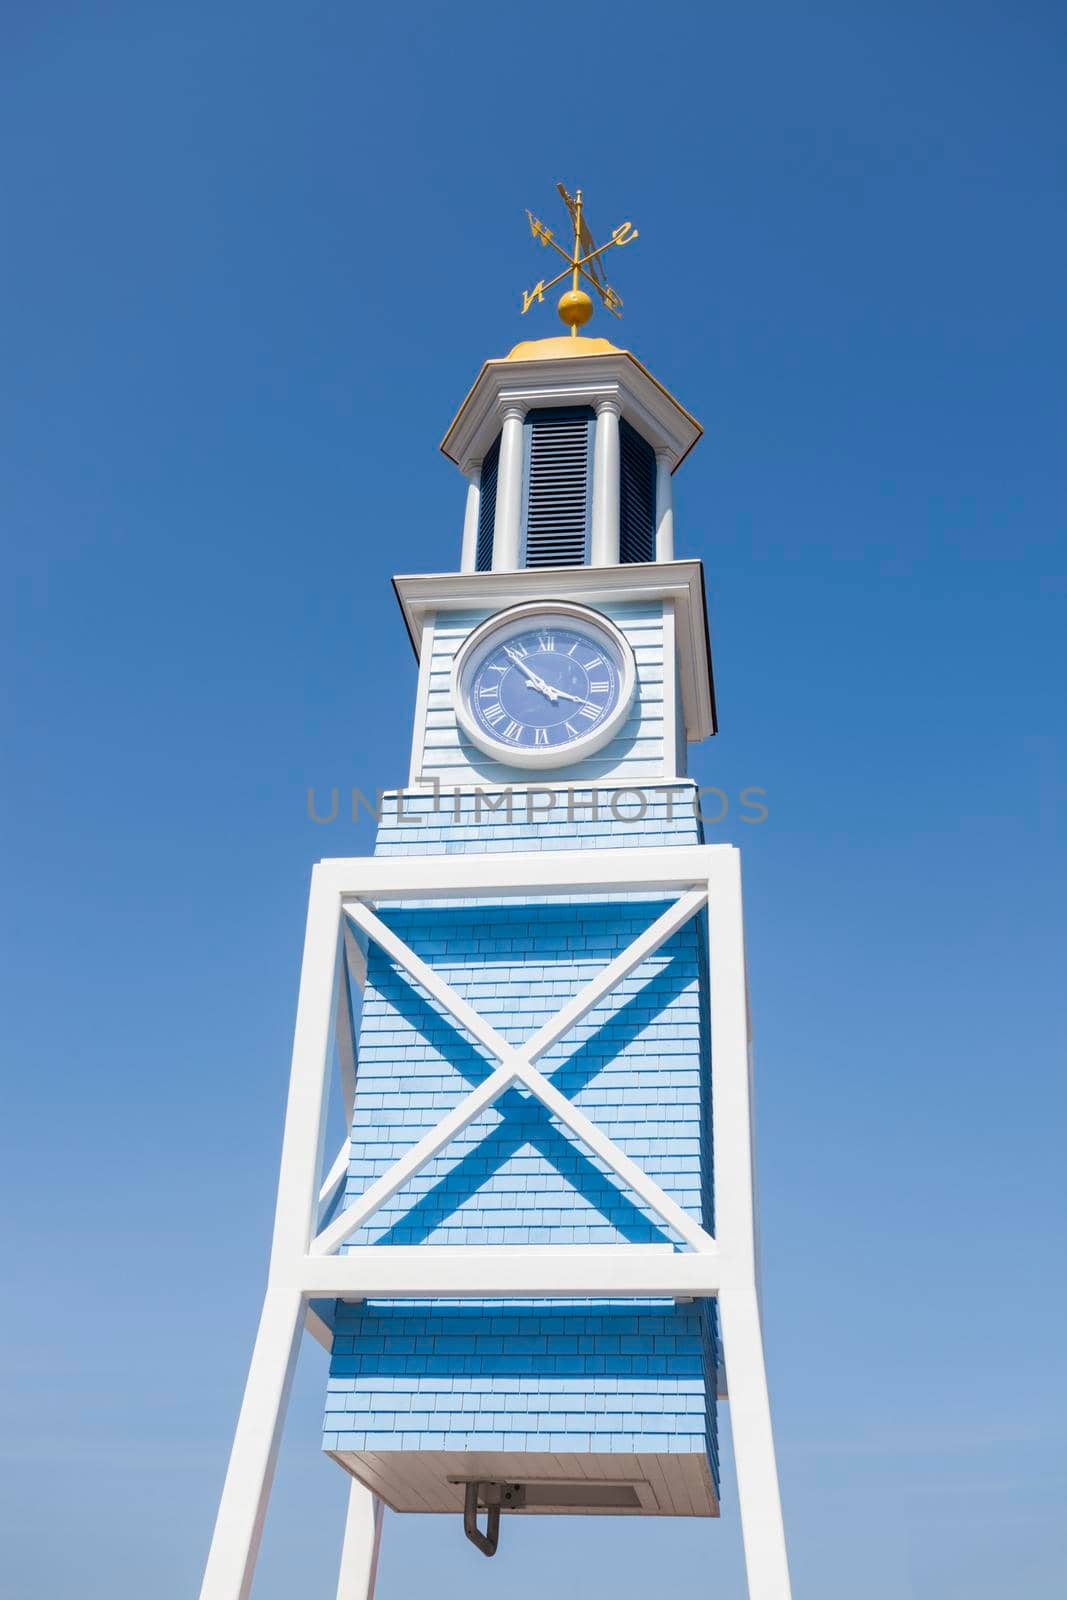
[198,844,790,1600]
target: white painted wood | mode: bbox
[292,1246,721,1298]
[305,1302,334,1353]
[318,1140,351,1217]
[660,598,680,779]
[459,470,481,574]
[440,353,702,480]
[513,1060,716,1254]
[335,951,358,1133]
[343,900,515,1066]
[198,1289,305,1600]
[336,1481,383,1600]
[269,866,343,1265]
[591,398,621,565]
[520,889,707,1062]
[719,1286,792,1599]
[311,1060,521,1255]
[404,610,435,787]
[705,848,757,1282]
[329,842,719,901]
[492,404,525,570]
[655,449,675,561]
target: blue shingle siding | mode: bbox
[324,766,716,1495]
[325,1299,717,1490]
[419,600,669,785]
[372,782,702,857]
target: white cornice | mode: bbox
[441,352,703,478]
[392,560,717,741]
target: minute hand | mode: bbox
[505,647,559,700]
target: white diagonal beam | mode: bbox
[318,1140,350,1218]
[521,889,707,1063]
[514,1059,716,1254]
[343,901,513,1066]
[311,1059,521,1255]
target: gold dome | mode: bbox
[504,334,623,362]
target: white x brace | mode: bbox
[311,887,716,1257]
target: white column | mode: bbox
[491,404,526,571]
[459,465,481,573]
[336,1482,384,1600]
[200,866,342,1600]
[590,397,621,566]
[719,1287,793,1600]
[198,1289,306,1600]
[655,448,675,561]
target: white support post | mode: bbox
[492,404,526,570]
[198,1289,305,1600]
[200,865,343,1600]
[707,848,791,1599]
[459,466,481,574]
[718,1287,792,1600]
[336,1481,383,1600]
[655,448,675,561]
[591,397,621,565]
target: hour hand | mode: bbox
[550,687,587,705]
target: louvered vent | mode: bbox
[522,408,593,569]
[620,419,656,564]
[475,434,500,573]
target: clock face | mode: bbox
[452,604,636,768]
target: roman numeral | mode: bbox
[583,654,603,669]
[589,680,609,694]
[534,728,549,746]
[579,703,600,721]
[504,719,523,740]
[483,703,505,726]
[564,721,578,737]
[509,642,528,657]
[566,644,578,657]
[480,686,500,699]
[538,634,556,652]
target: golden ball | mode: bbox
[557,288,594,329]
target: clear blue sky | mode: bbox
[2,4,1064,1596]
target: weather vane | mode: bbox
[521,183,638,336]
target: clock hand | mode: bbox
[504,647,560,701]
[549,687,589,705]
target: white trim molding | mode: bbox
[440,349,702,478]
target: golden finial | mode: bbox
[521,184,638,336]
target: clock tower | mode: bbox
[199,189,792,1600]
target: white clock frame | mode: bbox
[450,599,638,770]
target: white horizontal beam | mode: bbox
[292,1247,722,1299]
[329,844,724,902]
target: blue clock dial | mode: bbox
[467,623,623,754]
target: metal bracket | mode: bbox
[462,1482,526,1556]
